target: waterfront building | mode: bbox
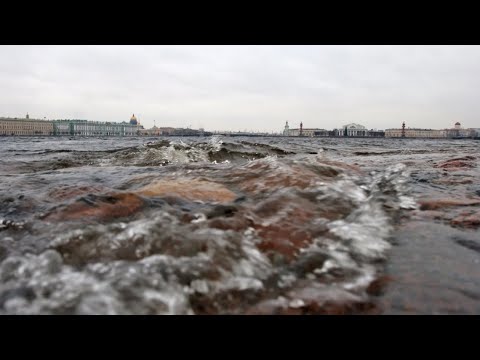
[385,128,446,138]
[159,127,175,135]
[445,122,474,138]
[331,123,384,137]
[52,120,139,136]
[470,128,480,138]
[0,116,53,136]
[287,128,329,137]
[386,122,476,139]
[1,114,143,137]
[367,130,385,137]
[139,125,162,136]
[284,122,329,137]
[335,123,367,137]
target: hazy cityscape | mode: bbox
[2,113,479,139]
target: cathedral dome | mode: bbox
[130,114,138,125]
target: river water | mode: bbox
[0,136,479,314]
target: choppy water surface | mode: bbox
[0,136,479,314]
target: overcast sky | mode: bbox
[1,45,479,132]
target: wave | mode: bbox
[104,138,296,167]
[0,154,416,314]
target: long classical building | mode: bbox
[53,120,139,136]
[53,114,141,136]
[385,128,447,138]
[1,114,142,137]
[139,126,177,136]
[288,128,330,137]
[1,113,209,138]
[0,115,54,136]
[385,122,476,138]
[283,121,329,137]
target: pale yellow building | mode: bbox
[139,126,177,136]
[386,121,477,138]
[385,128,446,138]
[445,122,475,138]
[287,128,329,137]
[0,116,54,136]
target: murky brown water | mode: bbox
[0,136,479,314]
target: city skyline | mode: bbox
[1,45,480,131]
[0,113,470,133]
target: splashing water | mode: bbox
[0,136,419,314]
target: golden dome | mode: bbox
[130,114,138,125]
